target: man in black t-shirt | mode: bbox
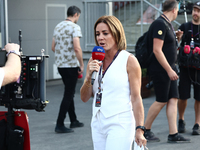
[178,1,200,135]
[144,0,190,143]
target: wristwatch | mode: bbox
[136,126,146,132]
[6,50,21,57]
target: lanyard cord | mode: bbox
[97,50,120,93]
[161,14,178,48]
[161,14,176,36]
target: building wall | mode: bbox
[6,0,190,81]
[7,0,84,80]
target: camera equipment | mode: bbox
[0,30,49,150]
[0,50,6,66]
[178,16,200,70]
[0,52,49,111]
[178,23,200,70]
[179,45,200,69]
[146,80,153,89]
[177,0,193,22]
[0,30,49,111]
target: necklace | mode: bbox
[66,19,72,22]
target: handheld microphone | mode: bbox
[78,74,83,79]
[78,68,83,79]
[91,46,105,85]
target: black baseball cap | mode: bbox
[193,1,200,10]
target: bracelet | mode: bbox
[136,126,146,132]
[6,50,21,57]
[84,79,92,87]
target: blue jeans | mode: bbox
[56,67,79,125]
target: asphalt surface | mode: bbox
[1,79,200,150]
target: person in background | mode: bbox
[80,15,146,150]
[52,5,84,133]
[178,1,200,135]
[143,0,190,143]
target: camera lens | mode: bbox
[146,81,153,89]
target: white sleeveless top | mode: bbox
[92,50,132,118]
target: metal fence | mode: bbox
[82,0,193,52]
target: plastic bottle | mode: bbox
[190,38,195,49]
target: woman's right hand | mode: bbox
[80,58,102,102]
[88,59,102,77]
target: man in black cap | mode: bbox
[178,1,200,135]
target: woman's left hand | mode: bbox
[135,129,147,148]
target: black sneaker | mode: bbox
[55,125,74,133]
[70,120,84,128]
[178,119,186,133]
[168,133,190,143]
[144,130,160,142]
[192,123,200,135]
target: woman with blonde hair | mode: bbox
[80,15,146,150]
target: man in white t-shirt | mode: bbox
[52,6,84,133]
[0,43,21,89]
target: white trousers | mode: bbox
[91,110,135,150]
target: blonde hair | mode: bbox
[94,15,127,50]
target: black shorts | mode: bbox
[178,67,200,101]
[150,71,179,103]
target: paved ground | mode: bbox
[1,79,200,150]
